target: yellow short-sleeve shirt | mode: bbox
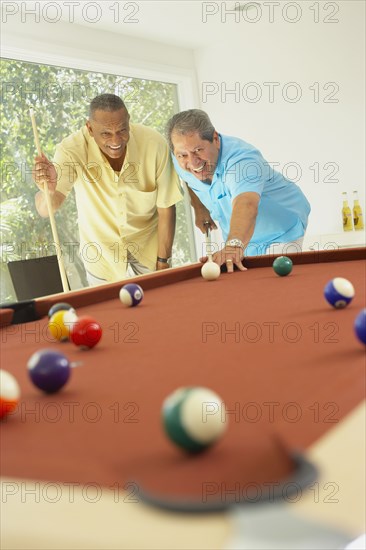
[53,124,183,281]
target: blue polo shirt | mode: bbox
[172,134,311,255]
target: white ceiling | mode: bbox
[58,0,258,49]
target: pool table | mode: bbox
[1,248,365,548]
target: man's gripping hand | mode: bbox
[33,153,58,193]
[195,212,217,233]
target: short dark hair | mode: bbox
[89,94,127,118]
[166,109,216,151]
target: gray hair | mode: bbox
[166,109,215,151]
[89,94,127,118]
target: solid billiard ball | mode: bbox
[49,309,78,342]
[0,370,20,420]
[201,261,221,281]
[273,256,293,276]
[70,316,102,349]
[48,302,75,319]
[162,387,227,453]
[324,277,355,309]
[354,309,366,345]
[119,283,144,307]
[27,349,71,393]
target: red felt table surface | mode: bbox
[1,249,365,503]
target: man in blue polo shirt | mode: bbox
[166,109,310,272]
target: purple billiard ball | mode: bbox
[324,277,355,309]
[354,309,366,345]
[27,349,71,393]
[119,283,144,307]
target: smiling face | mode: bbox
[171,131,220,183]
[86,108,130,163]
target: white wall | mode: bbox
[2,1,364,244]
[1,15,201,262]
[1,17,197,105]
[193,0,365,238]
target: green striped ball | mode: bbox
[162,387,227,452]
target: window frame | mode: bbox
[2,44,203,264]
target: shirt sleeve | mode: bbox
[224,150,270,200]
[53,144,78,198]
[155,142,183,208]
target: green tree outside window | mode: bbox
[0,59,193,302]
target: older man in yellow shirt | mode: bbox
[33,94,183,285]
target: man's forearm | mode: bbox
[157,205,176,258]
[227,192,259,246]
[35,190,65,218]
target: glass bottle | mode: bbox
[342,192,353,231]
[352,191,364,231]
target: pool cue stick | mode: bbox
[204,222,213,262]
[30,109,69,292]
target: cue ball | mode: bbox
[201,261,221,281]
[119,283,144,307]
[273,256,293,276]
[162,387,227,453]
[324,277,355,308]
[354,309,366,345]
[27,349,71,393]
[0,370,20,420]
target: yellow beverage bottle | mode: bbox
[352,190,364,231]
[342,192,353,231]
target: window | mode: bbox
[0,58,195,302]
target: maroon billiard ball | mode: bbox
[70,316,102,349]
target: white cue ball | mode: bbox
[201,261,221,281]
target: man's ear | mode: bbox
[213,130,220,148]
[86,120,93,136]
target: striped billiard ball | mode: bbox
[119,283,144,307]
[162,387,227,453]
[324,277,355,309]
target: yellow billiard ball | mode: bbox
[48,310,78,342]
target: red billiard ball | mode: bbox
[0,370,20,419]
[70,316,102,349]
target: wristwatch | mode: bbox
[157,256,172,267]
[225,239,246,252]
